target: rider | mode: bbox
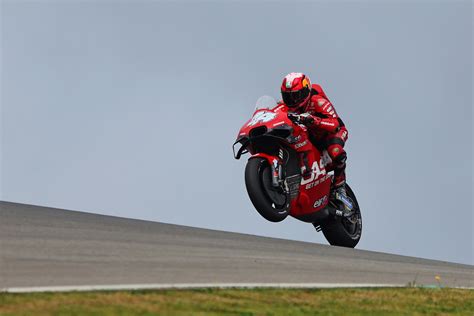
[280,72,350,207]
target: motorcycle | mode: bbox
[233,96,362,248]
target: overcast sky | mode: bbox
[1,1,472,265]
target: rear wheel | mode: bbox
[245,158,289,222]
[321,184,362,248]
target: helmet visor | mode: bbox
[282,88,309,108]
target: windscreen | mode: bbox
[255,95,277,111]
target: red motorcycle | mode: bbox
[233,96,362,248]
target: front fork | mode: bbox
[271,158,283,187]
[250,149,285,189]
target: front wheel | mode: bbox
[245,158,289,222]
[321,184,362,248]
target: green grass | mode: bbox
[0,287,473,316]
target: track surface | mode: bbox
[1,201,472,289]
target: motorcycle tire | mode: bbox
[245,158,290,222]
[321,184,362,248]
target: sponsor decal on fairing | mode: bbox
[313,195,328,208]
[301,159,331,189]
[304,174,332,189]
[294,140,308,149]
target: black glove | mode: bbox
[287,113,299,122]
[298,113,315,125]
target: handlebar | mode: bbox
[287,113,301,123]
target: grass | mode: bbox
[0,287,473,316]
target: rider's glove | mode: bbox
[299,113,321,126]
[299,113,314,124]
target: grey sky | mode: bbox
[1,1,472,265]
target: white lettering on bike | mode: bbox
[294,140,308,149]
[300,159,327,186]
[247,111,277,127]
[313,195,328,208]
[305,174,332,190]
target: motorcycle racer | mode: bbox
[280,72,350,210]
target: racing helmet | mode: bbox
[280,72,311,110]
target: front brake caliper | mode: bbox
[271,159,280,188]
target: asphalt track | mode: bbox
[1,201,473,292]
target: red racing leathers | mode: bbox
[294,84,348,187]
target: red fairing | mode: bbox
[235,102,333,219]
[236,104,291,141]
[290,148,333,217]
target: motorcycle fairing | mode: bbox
[234,103,333,221]
[233,107,295,160]
[290,149,333,218]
